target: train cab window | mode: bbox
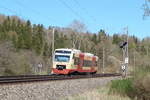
[55,50,71,54]
[74,57,80,65]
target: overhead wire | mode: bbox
[72,0,97,23]
[13,0,57,24]
[0,4,20,16]
[1,0,100,32]
[71,0,103,33]
[0,2,37,23]
[57,0,85,23]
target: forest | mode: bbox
[0,14,150,75]
[0,1,149,99]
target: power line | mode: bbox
[72,0,97,23]
[57,0,85,22]
[0,3,37,23]
[12,0,57,24]
[0,4,21,16]
[72,0,102,30]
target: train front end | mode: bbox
[51,49,75,75]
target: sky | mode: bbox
[0,0,150,39]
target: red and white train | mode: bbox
[51,48,98,75]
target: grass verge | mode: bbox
[109,79,135,98]
[63,87,131,100]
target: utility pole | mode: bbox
[52,28,55,64]
[134,51,136,75]
[120,27,129,77]
[147,46,149,56]
[47,30,51,74]
[102,47,105,74]
[126,27,129,77]
[123,27,129,77]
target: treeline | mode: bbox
[0,16,51,56]
[0,14,150,75]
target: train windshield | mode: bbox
[55,50,71,54]
[55,55,70,62]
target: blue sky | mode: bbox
[0,0,150,39]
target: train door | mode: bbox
[79,53,84,71]
[91,57,96,71]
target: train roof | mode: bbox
[55,48,81,53]
[84,52,94,56]
[55,48,98,59]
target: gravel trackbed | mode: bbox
[0,76,121,100]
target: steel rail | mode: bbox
[0,73,121,84]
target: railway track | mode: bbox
[0,73,121,84]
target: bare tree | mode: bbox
[69,20,87,33]
[143,0,150,19]
[68,20,87,49]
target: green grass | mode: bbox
[134,65,150,79]
[109,65,150,100]
[109,79,135,98]
[133,65,150,100]
[63,66,150,100]
[63,87,131,100]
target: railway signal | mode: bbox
[121,64,126,72]
[120,27,129,77]
[120,41,128,77]
[120,42,127,49]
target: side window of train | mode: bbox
[74,57,80,65]
[95,61,98,66]
[73,54,75,59]
[83,60,86,66]
[89,61,93,66]
[83,60,92,67]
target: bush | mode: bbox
[109,66,150,100]
[134,65,150,79]
[109,79,135,98]
[133,66,150,100]
[0,42,33,75]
